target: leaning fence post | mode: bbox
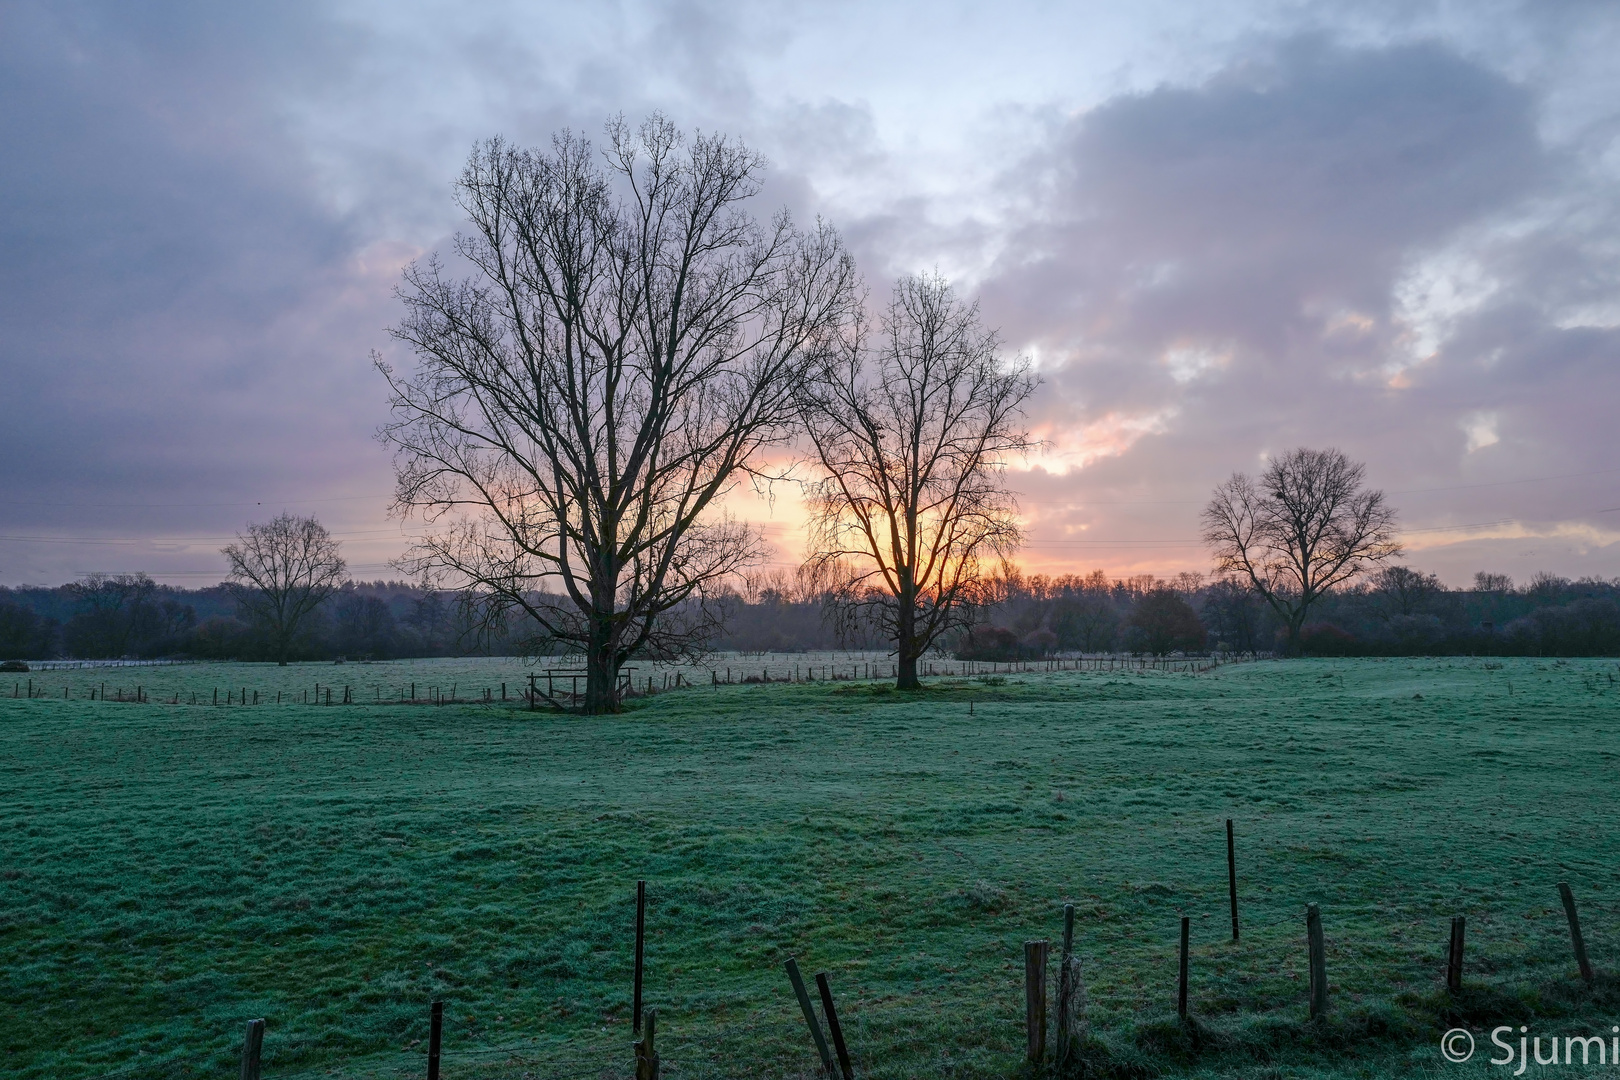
[786,957,835,1075]
[634,1007,660,1080]
[1024,938,1049,1064]
[815,972,854,1080]
[1447,915,1466,993]
[427,1000,443,1080]
[1306,904,1327,1019]
[1227,818,1240,941]
[1559,882,1595,983]
[239,1018,265,1080]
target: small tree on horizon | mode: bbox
[222,513,347,665]
[1201,447,1399,653]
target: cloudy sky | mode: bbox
[3,0,1618,588]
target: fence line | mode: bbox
[75,855,1607,1080]
[6,652,1270,710]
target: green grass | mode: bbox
[3,657,1619,1079]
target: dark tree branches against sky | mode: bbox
[378,116,856,711]
[798,274,1037,689]
[1202,447,1401,651]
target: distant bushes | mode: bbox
[0,598,56,660]
[0,579,537,661]
[942,567,1620,659]
[5,566,1618,661]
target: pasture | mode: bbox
[2,657,1618,1079]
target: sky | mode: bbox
[2,0,1618,589]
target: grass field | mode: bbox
[3,657,1619,1079]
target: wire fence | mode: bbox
[4,651,1270,709]
[69,866,1611,1080]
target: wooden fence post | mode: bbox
[1024,939,1049,1065]
[1226,818,1239,941]
[815,972,855,1080]
[1056,904,1077,1067]
[1306,904,1327,1019]
[1559,882,1595,983]
[634,1007,660,1080]
[239,1018,264,1080]
[427,1000,443,1080]
[1178,915,1191,1019]
[785,957,835,1076]
[633,880,647,1033]
[1447,915,1466,993]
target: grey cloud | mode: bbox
[971,35,1620,584]
[4,3,1617,588]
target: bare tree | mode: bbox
[1369,564,1443,618]
[378,115,857,712]
[798,274,1037,689]
[64,573,157,658]
[1125,587,1206,656]
[1201,447,1400,652]
[222,514,346,665]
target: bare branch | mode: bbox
[378,116,856,711]
[221,514,346,665]
[796,273,1038,688]
[1201,447,1400,651]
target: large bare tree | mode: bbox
[379,115,857,712]
[1201,447,1400,652]
[798,274,1037,689]
[222,514,347,664]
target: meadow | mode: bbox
[2,657,1619,1079]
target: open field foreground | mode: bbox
[3,658,1620,1079]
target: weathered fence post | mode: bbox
[634,1007,660,1080]
[1024,938,1049,1065]
[1306,904,1327,1019]
[785,957,835,1076]
[1178,915,1191,1019]
[427,1000,443,1080]
[816,972,855,1080]
[1447,915,1466,993]
[1227,818,1239,941]
[239,1018,264,1080]
[633,880,647,1033]
[1559,882,1595,983]
[1056,903,1080,1068]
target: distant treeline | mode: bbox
[957,567,1620,659]
[0,574,862,662]
[3,566,1618,661]
[0,577,525,662]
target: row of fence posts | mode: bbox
[22,682,521,707]
[221,836,1606,1079]
[17,656,1245,712]
[1015,821,1604,1068]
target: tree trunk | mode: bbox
[897,651,920,690]
[1283,610,1308,656]
[583,612,619,714]
[895,595,921,690]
